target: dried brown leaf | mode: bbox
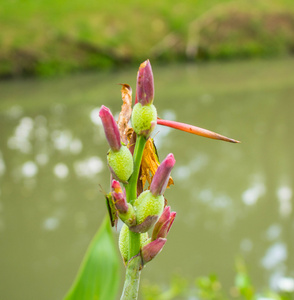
[118,84,132,145]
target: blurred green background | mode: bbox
[0,1,294,300]
[1,0,294,77]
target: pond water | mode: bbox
[0,58,294,299]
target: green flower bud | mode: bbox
[119,223,149,264]
[107,145,133,183]
[131,103,157,137]
[133,190,164,233]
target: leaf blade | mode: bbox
[64,217,120,300]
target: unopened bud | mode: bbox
[99,105,121,152]
[112,180,127,213]
[112,180,136,226]
[136,60,154,106]
[150,153,175,196]
[141,238,166,264]
[152,206,176,241]
[132,190,164,233]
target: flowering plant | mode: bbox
[98,60,239,299]
[64,60,238,300]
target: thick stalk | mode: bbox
[120,256,142,300]
[127,135,146,259]
[121,135,146,300]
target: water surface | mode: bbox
[0,58,294,299]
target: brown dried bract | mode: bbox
[118,84,132,145]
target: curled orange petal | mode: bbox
[157,118,240,143]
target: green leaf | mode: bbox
[64,217,120,300]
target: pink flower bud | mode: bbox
[141,238,166,264]
[111,180,128,213]
[136,60,154,106]
[150,153,176,196]
[152,206,176,241]
[99,105,121,151]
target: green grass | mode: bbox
[1,0,294,77]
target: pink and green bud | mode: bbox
[112,180,136,226]
[150,153,176,196]
[141,238,166,264]
[112,180,128,213]
[136,60,154,106]
[152,206,176,241]
[132,190,164,233]
[99,105,121,151]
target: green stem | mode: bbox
[126,135,146,205]
[121,135,146,300]
[120,256,142,300]
[127,135,146,259]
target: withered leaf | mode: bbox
[140,138,174,190]
[117,84,132,145]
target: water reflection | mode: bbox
[0,59,294,299]
[53,163,69,179]
[74,157,104,178]
[277,185,292,218]
[21,161,38,178]
[242,180,266,206]
[8,117,34,153]
[0,151,6,176]
[262,242,287,270]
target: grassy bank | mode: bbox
[1,0,294,78]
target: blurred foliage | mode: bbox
[0,0,294,77]
[141,258,294,300]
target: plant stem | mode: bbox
[121,135,146,300]
[127,135,146,259]
[120,255,142,300]
[126,135,146,204]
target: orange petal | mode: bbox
[157,118,240,143]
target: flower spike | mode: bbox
[157,118,240,143]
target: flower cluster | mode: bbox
[99,60,176,266]
[99,59,239,269]
[98,60,240,300]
